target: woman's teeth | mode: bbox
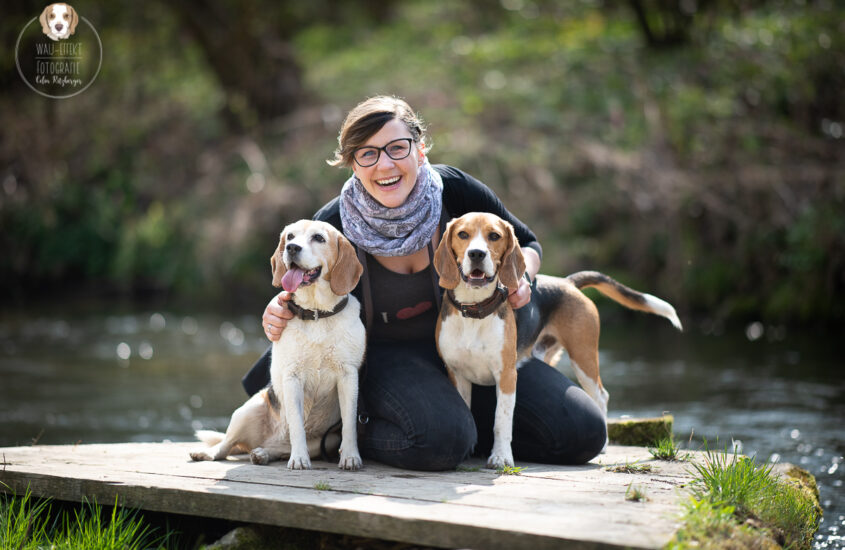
[376,176,400,186]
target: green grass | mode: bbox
[1,485,171,550]
[605,460,654,474]
[313,481,332,491]
[495,465,524,476]
[668,446,821,549]
[648,437,691,462]
[625,483,648,502]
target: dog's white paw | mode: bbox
[287,454,311,470]
[189,451,212,462]
[338,452,362,471]
[486,453,514,469]
[250,448,270,465]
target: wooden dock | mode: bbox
[0,436,700,549]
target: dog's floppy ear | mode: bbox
[329,232,363,296]
[498,222,526,291]
[68,5,79,35]
[270,231,287,288]
[39,5,52,34]
[434,219,461,290]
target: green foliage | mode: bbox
[606,460,653,474]
[671,447,821,549]
[649,437,690,462]
[2,2,841,322]
[625,483,648,502]
[0,486,170,550]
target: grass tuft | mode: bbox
[495,465,524,476]
[669,444,821,549]
[625,483,648,502]
[313,481,332,491]
[606,460,654,474]
[648,437,690,462]
[0,484,171,550]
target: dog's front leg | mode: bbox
[282,375,311,470]
[487,366,517,469]
[336,370,362,471]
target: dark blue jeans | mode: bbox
[243,339,606,471]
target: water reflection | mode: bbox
[0,310,842,548]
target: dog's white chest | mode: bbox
[438,313,505,386]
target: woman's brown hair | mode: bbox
[327,96,429,168]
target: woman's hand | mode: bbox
[262,292,295,342]
[507,276,532,309]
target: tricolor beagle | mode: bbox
[190,220,366,470]
[434,212,682,468]
[40,4,79,41]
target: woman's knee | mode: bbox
[363,406,477,471]
[511,360,608,464]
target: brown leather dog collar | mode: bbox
[446,284,508,319]
[287,296,349,321]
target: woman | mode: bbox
[243,96,606,471]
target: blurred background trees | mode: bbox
[1,0,842,325]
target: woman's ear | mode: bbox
[329,233,363,296]
[498,223,526,291]
[271,231,287,288]
[434,220,461,290]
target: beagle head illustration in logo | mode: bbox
[39,4,79,41]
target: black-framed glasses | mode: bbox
[352,138,414,167]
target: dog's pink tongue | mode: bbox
[281,267,305,293]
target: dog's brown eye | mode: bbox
[489,232,501,241]
[457,231,469,239]
[312,234,325,244]
[287,233,295,241]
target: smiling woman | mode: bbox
[246,95,609,472]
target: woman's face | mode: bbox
[351,118,424,209]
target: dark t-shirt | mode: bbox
[313,164,541,343]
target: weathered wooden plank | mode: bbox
[0,442,696,549]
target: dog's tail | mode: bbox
[566,271,683,331]
[194,430,226,446]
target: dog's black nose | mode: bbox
[55,23,63,31]
[286,243,302,255]
[467,249,486,262]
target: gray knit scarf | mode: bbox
[339,160,443,257]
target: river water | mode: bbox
[0,307,842,548]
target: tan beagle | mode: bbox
[191,220,366,470]
[434,213,682,468]
[40,4,79,41]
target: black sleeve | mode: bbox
[313,197,343,229]
[242,346,272,395]
[437,165,543,260]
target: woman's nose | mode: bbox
[375,151,396,169]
